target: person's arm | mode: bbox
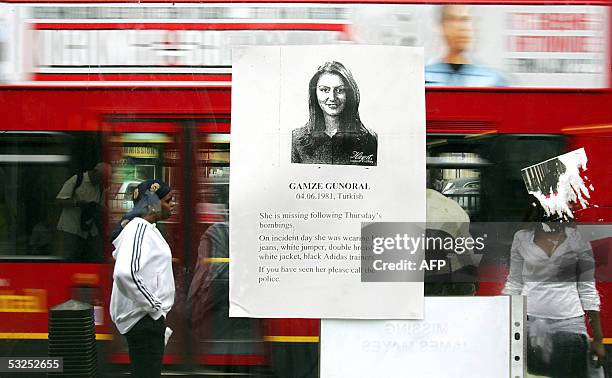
[449,221,478,294]
[502,232,525,295]
[187,228,215,302]
[56,175,79,208]
[573,229,606,364]
[113,222,164,319]
[586,310,606,366]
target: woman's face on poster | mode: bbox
[316,73,347,117]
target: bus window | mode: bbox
[427,133,567,221]
[0,131,103,260]
[108,132,181,226]
[195,133,229,225]
[436,153,481,216]
[481,134,566,221]
[427,135,491,220]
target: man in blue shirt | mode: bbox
[425,5,508,87]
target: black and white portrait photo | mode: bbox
[291,61,378,166]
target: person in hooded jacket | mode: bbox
[110,179,175,378]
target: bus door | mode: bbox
[104,116,189,367]
[188,116,271,374]
[191,119,319,377]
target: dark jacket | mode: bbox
[291,123,378,166]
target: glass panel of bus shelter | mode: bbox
[191,130,319,376]
[105,123,187,366]
[186,131,571,375]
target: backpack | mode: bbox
[71,172,84,198]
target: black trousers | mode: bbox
[125,315,165,378]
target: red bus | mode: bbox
[0,1,611,376]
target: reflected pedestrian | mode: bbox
[503,201,605,377]
[55,162,110,261]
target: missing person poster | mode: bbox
[230,45,425,318]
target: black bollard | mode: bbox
[48,300,97,377]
